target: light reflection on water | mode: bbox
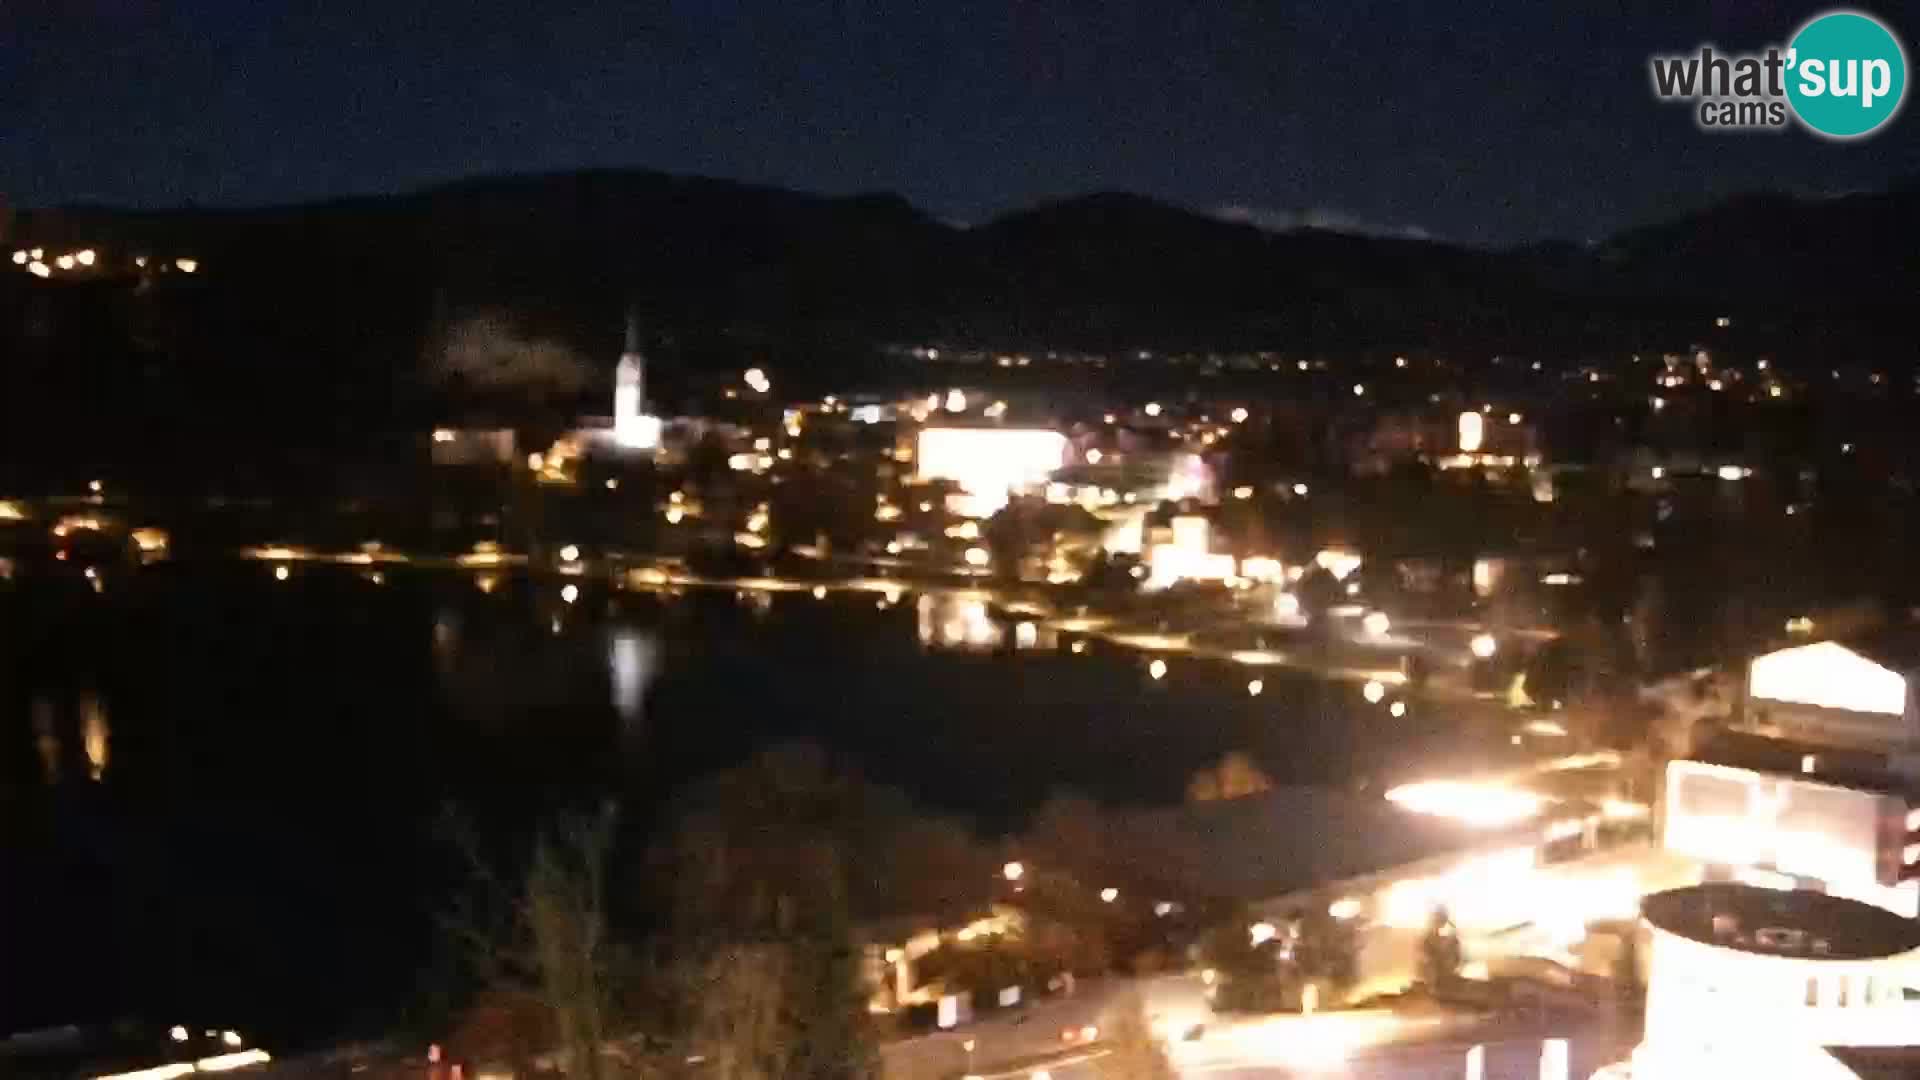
[81,691,109,780]
[609,627,657,726]
[26,691,110,783]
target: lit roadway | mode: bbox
[1017,1024,1630,1079]
[883,976,1636,1079]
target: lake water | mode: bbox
[0,560,1475,1048]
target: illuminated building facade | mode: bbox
[1661,759,1917,917]
[428,427,517,466]
[1143,514,1235,590]
[1743,636,1920,762]
[914,426,1068,517]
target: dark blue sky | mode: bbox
[3,0,1917,245]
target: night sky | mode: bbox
[3,0,1918,245]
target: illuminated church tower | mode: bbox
[612,308,659,450]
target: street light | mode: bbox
[1100,887,1118,903]
[1003,861,1024,882]
[1470,632,1497,659]
[1362,679,1386,704]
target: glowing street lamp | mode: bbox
[1003,861,1025,882]
[1362,679,1386,704]
[1100,887,1118,903]
[1470,632,1497,659]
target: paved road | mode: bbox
[888,977,1636,1079]
[1024,1031,1625,1079]
[882,975,1219,1078]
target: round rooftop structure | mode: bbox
[1642,883,1920,962]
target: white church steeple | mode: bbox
[613,308,660,450]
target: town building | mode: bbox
[1741,631,1920,775]
[1609,883,1920,1080]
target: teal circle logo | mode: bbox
[1786,11,1907,138]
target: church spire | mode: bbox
[623,305,642,358]
[613,306,656,450]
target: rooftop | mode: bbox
[1642,883,1920,962]
[1840,626,1920,676]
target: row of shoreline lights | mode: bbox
[12,248,197,277]
[1149,656,1409,717]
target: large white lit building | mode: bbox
[1662,759,1918,917]
[1743,634,1920,766]
[914,426,1068,517]
[1613,883,1920,1080]
[1142,514,1236,590]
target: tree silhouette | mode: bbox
[446,808,626,1080]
